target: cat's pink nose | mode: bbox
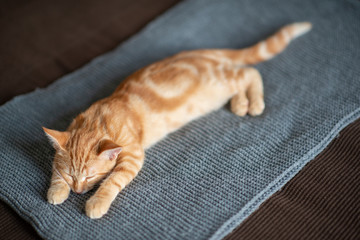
[74,190,85,194]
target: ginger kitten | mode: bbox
[43,22,312,218]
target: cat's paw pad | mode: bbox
[86,196,111,219]
[47,186,70,205]
[248,100,265,116]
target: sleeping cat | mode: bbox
[43,22,311,218]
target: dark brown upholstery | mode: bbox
[0,0,180,105]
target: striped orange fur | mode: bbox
[43,22,311,218]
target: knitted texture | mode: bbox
[0,0,359,239]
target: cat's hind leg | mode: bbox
[230,67,265,116]
[246,68,265,116]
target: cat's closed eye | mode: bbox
[86,175,96,181]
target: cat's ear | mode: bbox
[97,139,122,161]
[42,127,70,151]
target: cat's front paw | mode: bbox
[47,185,70,205]
[86,196,111,219]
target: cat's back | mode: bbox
[110,53,233,148]
[114,51,231,101]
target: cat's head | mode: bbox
[43,127,122,194]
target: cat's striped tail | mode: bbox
[219,22,312,65]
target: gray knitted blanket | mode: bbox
[1,0,359,239]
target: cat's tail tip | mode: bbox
[288,22,312,38]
